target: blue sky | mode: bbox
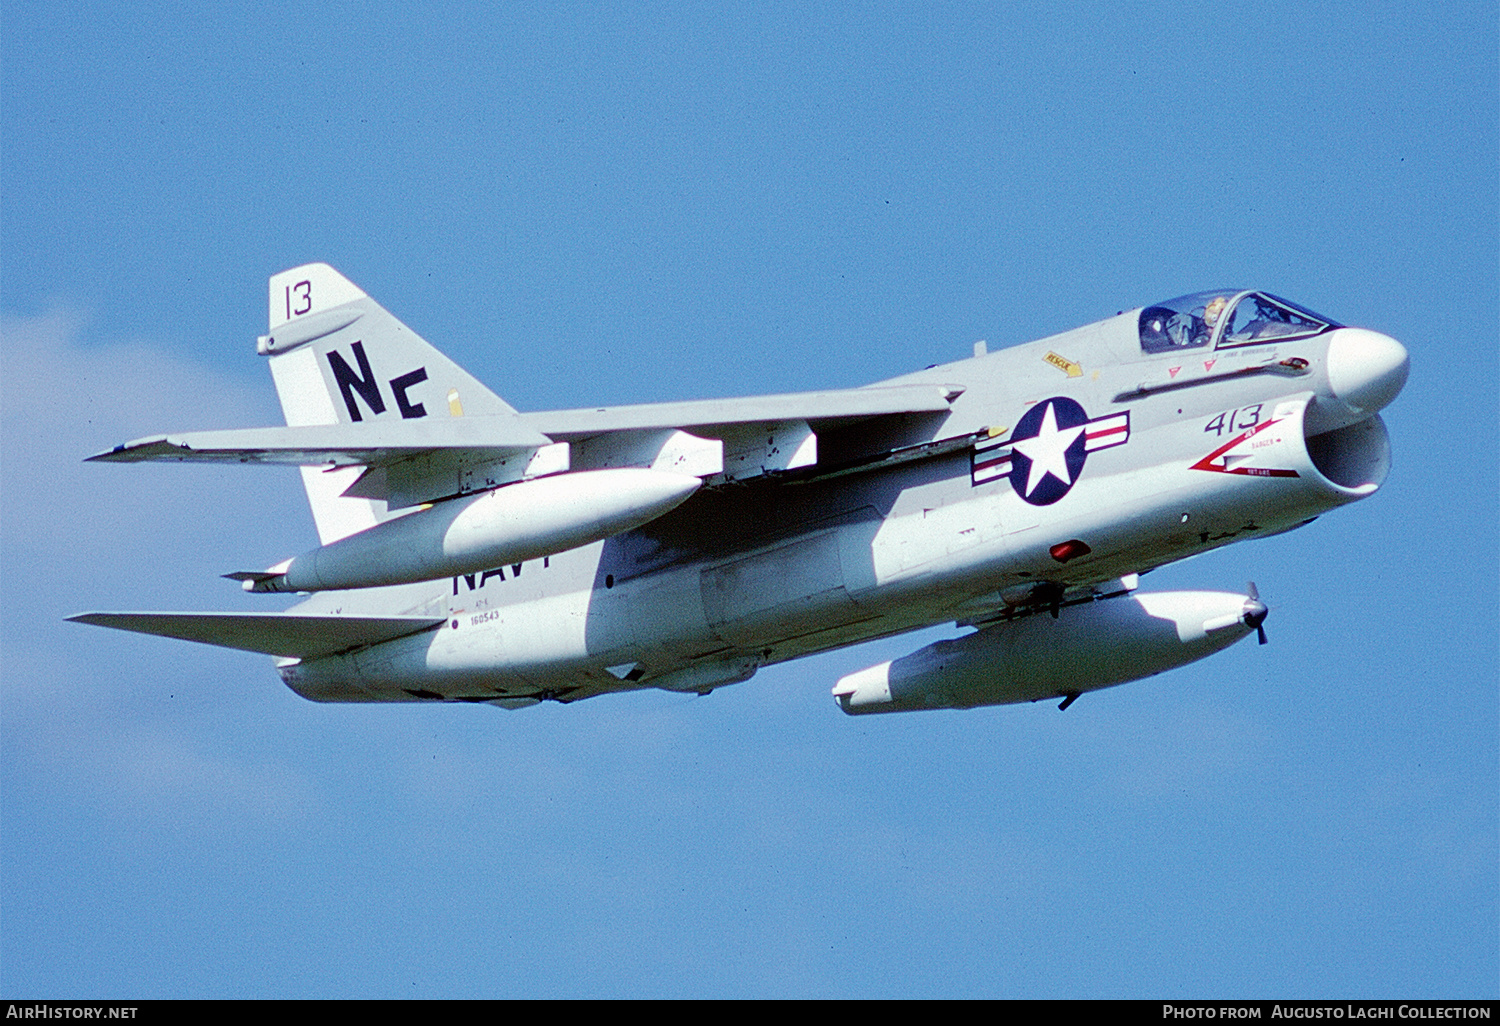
[2,2,1495,998]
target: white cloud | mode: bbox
[1,310,317,808]
[1,309,310,594]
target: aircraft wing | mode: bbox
[67,611,445,659]
[86,417,553,467]
[514,383,961,438]
[85,383,963,508]
[90,384,958,462]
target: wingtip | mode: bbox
[84,436,179,463]
[83,444,126,463]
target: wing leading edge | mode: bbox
[88,383,960,466]
[86,383,964,508]
[85,417,552,467]
[513,383,961,438]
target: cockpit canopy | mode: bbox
[1139,290,1339,354]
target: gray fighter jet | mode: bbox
[72,264,1409,714]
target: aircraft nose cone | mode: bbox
[1326,328,1409,417]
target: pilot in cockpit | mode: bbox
[1140,290,1339,355]
[1201,295,1228,341]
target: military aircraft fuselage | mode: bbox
[266,288,1406,710]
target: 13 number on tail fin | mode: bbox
[260,263,519,544]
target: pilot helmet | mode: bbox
[1203,295,1228,328]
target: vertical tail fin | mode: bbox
[261,263,515,544]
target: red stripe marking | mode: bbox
[1188,418,1299,477]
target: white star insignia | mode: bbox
[1010,401,1086,498]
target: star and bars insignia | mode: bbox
[971,397,1130,505]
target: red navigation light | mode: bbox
[1049,539,1091,563]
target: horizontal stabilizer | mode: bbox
[67,611,445,659]
[222,571,280,584]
